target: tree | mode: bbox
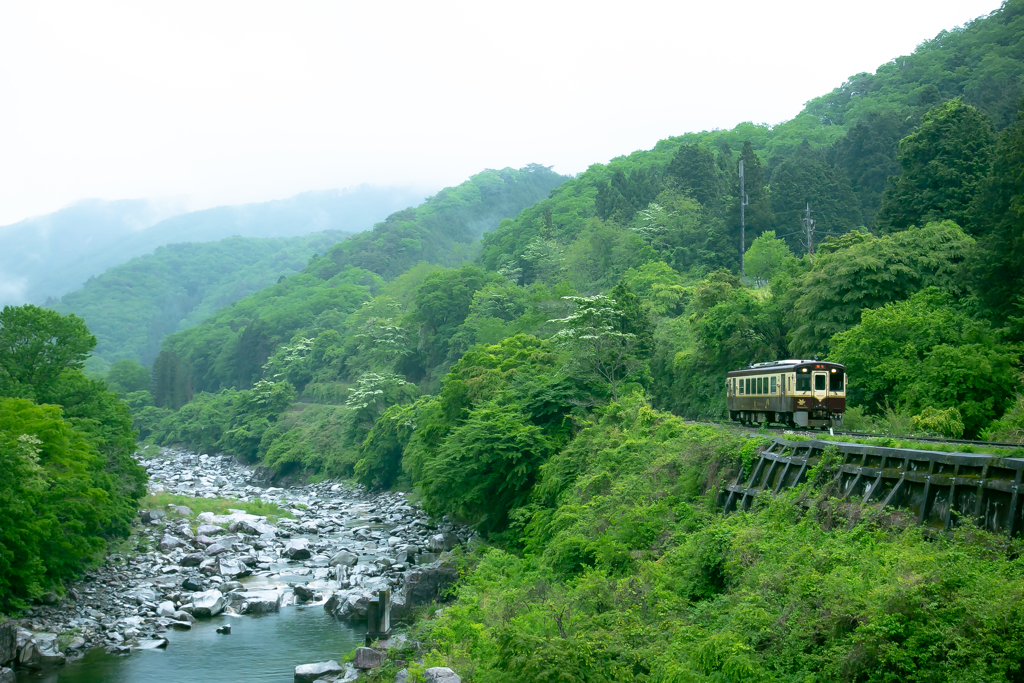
[666,143,726,207]
[875,99,995,234]
[730,142,773,243]
[744,231,794,285]
[969,96,1024,329]
[551,294,649,402]
[829,289,1018,437]
[0,305,95,401]
[106,358,151,394]
[769,141,863,252]
[832,109,916,228]
[785,221,974,357]
[419,402,554,534]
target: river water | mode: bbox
[14,606,364,683]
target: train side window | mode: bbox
[831,371,845,392]
[738,379,743,395]
[814,374,826,391]
[770,376,776,394]
[796,374,811,392]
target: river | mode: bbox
[14,606,364,683]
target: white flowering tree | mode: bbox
[550,294,647,402]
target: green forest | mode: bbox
[55,230,349,373]
[4,1,1024,678]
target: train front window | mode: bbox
[830,370,845,392]
[814,374,826,391]
[796,374,811,392]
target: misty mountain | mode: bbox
[0,185,428,306]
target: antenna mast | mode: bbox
[803,202,815,265]
[739,159,748,276]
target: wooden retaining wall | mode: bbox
[721,438,1024,535]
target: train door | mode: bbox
[812,371,828,404]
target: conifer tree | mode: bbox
[876,99,995,234]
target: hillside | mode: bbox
[148,164,567,404]
[0,185,427,306]
[54,231,348,372]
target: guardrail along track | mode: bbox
[721,437,1024,536]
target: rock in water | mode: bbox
[216,625,231,635]
[293,584,314,601]
[218,558,250,578]
[294,660,344,683]
[191,590,226,617]
[238,590,282,614]
[283,538,311,560]
[424,668,461,683]
[329,550,358,567]
[353,647,385,669]
[135,638,169,649]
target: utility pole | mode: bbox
[803,202,815,265]
[739,159,748,276]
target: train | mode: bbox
[727,360,846,429]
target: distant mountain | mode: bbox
[56,231,350,372]
[0,185,428,306]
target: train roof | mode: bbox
[727,360,845,376]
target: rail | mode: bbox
[721,437,1024,536]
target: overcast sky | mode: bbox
[0,0,1004,226]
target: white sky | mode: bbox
[0,0,1003,226]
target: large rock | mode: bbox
[353,647,385,669]
[191,590,226,618]
[180,553,205,567]
[140,509,166,523]
[327,589,373,622]
[158,534,186,550]
[424,668,461,683]
[156,601,177,617]
[17,633,65,669]
[0,622,14,665]
[218,558,251,578]
[294,660,344,683]
[329,550,358,567]
[196,524,225,536]
[0,667,12,683]
[205,543,229,557]
[238,590,282,614]
[283,538,311,560]
[392,557,459,622]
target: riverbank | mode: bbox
[2,447,469,681]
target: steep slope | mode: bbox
[0,185,427,306]
[54,231,348,371]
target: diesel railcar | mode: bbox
[727,360,846,429]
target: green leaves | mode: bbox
[829,289,1018,436]
[876,99,996,234]
[785,222,974,357]
[0,305,95,401]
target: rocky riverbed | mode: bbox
[1,448,468,682]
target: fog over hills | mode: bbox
[0,185,429,306]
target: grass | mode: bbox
[141,492,294,523]
[782,432,1024,457]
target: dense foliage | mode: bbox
[0,306,146,611]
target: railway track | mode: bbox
[688,419,1023,451]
